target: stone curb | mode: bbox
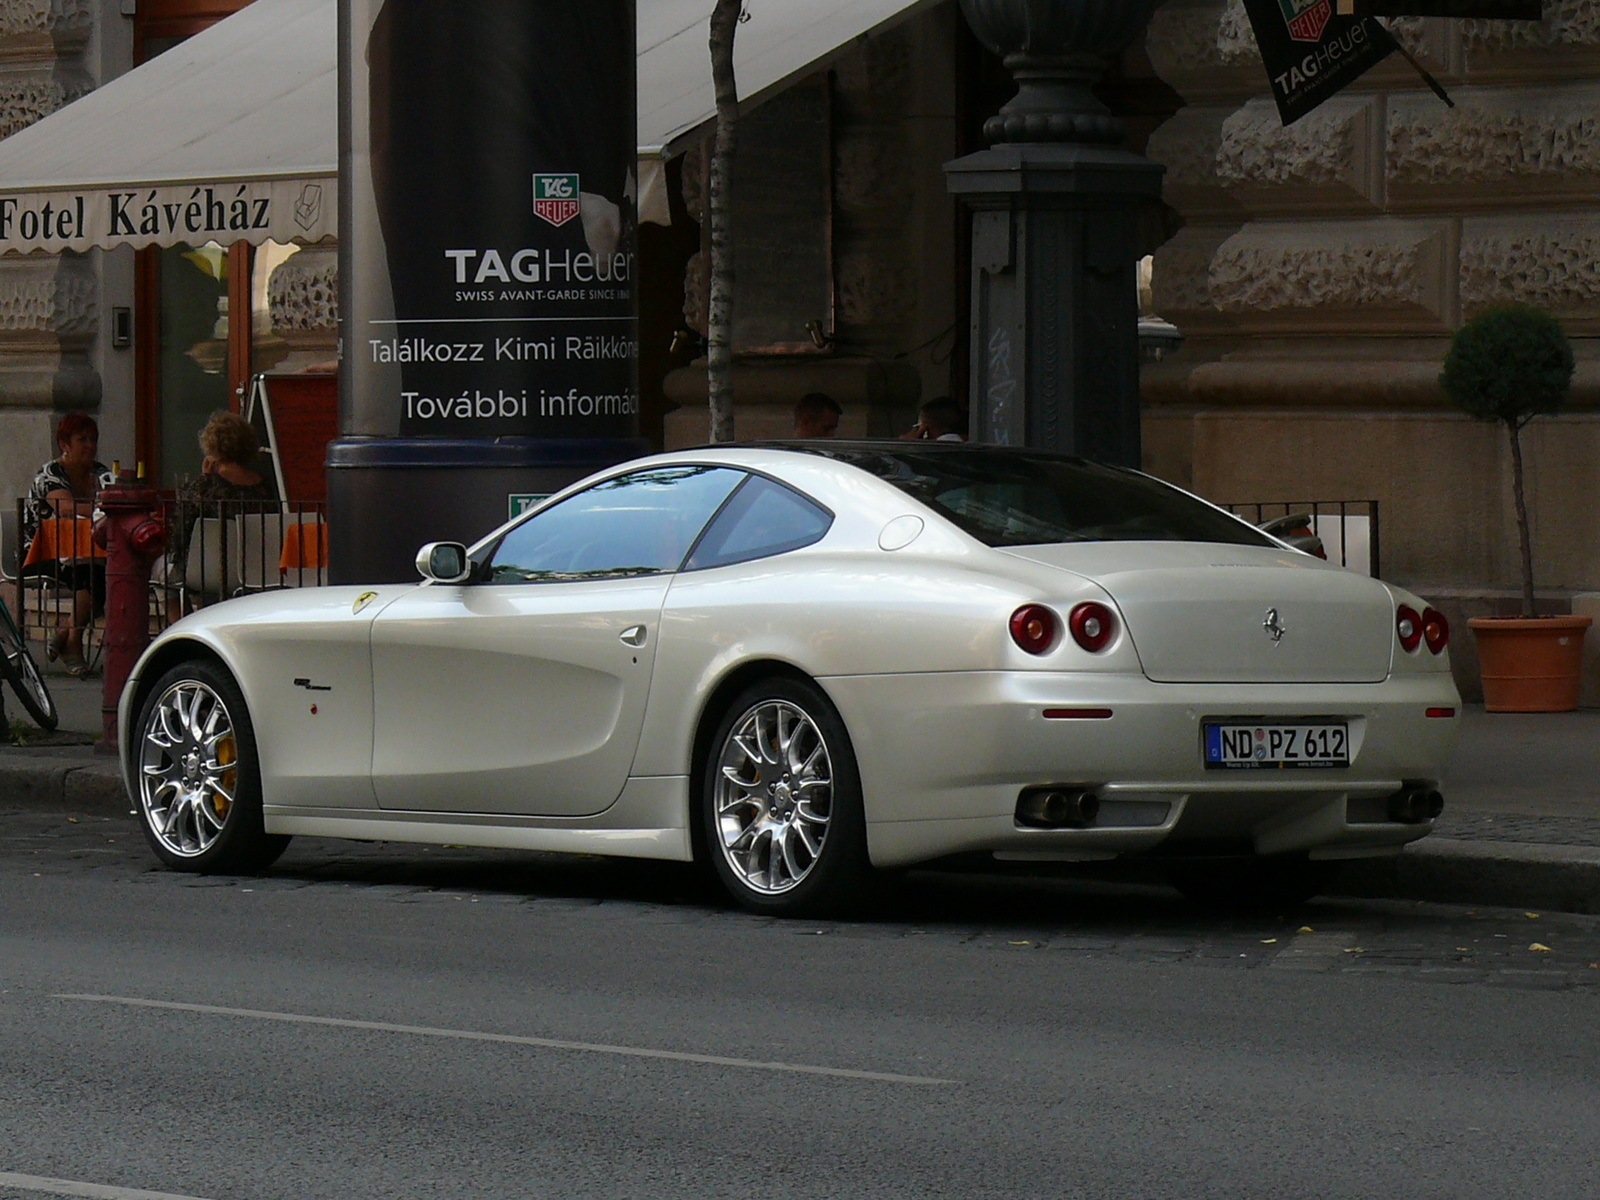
[4,753,1600,914]
[1334,838,1600,916]
[0,751,130,819]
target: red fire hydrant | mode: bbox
[93,468,166,755]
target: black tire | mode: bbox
[132,659,290,874]
[0,611,57,730]
[700,676,871,917]
[1168,855,1340,911]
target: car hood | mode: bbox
[997,541,1393,684]
[152,584,415,642]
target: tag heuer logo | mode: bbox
[1278,0,1331,41]
[533,174,581,227]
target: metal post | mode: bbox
[945,0,1164,465]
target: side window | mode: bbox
[685,475,833,571]
[486,466,744,583]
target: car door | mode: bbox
[369,464,746,816]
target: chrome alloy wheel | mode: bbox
[713,700,834,895]
[139,680,240,858]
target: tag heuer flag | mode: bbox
[1243,0,1397,124]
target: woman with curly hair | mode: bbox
[168,411,277,587]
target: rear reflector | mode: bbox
[1425,707,1456,718]
[1043,708,1113,720]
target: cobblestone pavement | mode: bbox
[9,808,1600,994]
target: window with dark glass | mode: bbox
[484,466,745,582]
[685,474,833,571]
[800,445,1276,550]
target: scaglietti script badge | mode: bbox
[1263,607,1287,645]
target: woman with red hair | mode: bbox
[22,411,111,676]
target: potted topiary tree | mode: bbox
[1442,304,1589,712]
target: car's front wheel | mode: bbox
[701,677,870,916]
[134,659,290,874]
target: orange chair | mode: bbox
[278,518,328,586]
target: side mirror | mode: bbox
[416,541,471,583]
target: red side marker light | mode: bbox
[1425,707,1456,719]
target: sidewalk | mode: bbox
[5,670,1600,911]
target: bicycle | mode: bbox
[0,590,58,731]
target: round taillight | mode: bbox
[1069,601,1116,653]
[1396,604,1422,653]
[1422,606,1449,655]
[1010,604,1057,655]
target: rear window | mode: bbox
[791,444,1274,550]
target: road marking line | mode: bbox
[54,994,955,1087]
[0,1171,217,1200]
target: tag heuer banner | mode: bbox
[341,0,639,441]
[1242,0,1397,125]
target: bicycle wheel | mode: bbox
[0,603,58,731]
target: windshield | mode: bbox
[789,444,1275,550]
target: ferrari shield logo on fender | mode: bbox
[1279,0,1332,41]
[533,173,581,227]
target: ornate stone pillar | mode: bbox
[0,0,99,502]
[945,0,1164,464]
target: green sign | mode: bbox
[508,493,550,520]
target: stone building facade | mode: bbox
[0,0,131,515]
[1139,0,1600,691]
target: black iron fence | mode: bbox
[4,498,327,660]
[1224,499,1381,577]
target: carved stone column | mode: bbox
[0,0,99,502]
[945,0,1164,464]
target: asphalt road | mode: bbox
[3,810,1600,1200]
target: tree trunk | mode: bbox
[1509,419,1536,619]
[706,0,742,443]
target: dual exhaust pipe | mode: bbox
[1016,787,1100,829]
[1019,784,1441,829]
[1388,785,1444,824]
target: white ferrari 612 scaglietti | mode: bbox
[121,442,1460,913]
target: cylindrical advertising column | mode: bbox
[333,1,645,583]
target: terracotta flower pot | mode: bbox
[1467,615,1592,713]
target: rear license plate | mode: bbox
[1204,722,1349,769]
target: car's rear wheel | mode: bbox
[701,677,870,916]
[134,659,289,874]
[1168,855,1339,910]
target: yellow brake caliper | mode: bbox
[214,735,237,819]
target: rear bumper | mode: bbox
[819,670,1461,870]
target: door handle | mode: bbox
[619,624,648,647]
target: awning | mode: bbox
[0,0,935,256]
[0,0,336,254]
[638,0,940,156]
